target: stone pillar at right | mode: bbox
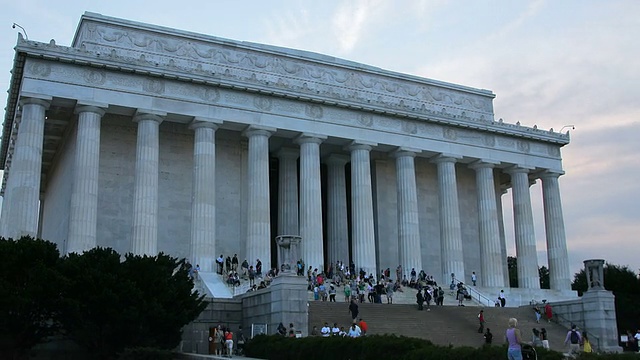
[581,259,622,353]
[540,170,572,291]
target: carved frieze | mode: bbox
[73,17,495,123]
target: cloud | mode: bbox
[332,0,382,52]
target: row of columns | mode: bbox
[0,96,571,291]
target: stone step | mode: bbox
[309,301,570,352]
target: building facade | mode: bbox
[0,13,572,291]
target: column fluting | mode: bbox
[433,155,465,285]
[506,166,540,289]
[296,134,326,272]
[131,112,164,256]
[393,149,422,279]
[326,154,350,268]
[244,127,273,270]
[67,105,106,254]
[2,96,50,239]
[349,142,377,276]
[276,148,299,237]
[189,120,219,272]
[470,161,506,287]
[540,171,572,291]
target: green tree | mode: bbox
[571,263,640,334]
[58,248,207,359]
[0,236,64,359]
[539,266,550,289]
[507,256,518,288]
[507,257,550,289]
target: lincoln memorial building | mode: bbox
[0,13,574,295]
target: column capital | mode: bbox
[133,109,165,124]
[242,125,276,138]
[275,147,299,159]
[430,154,462,164]
[324,153,350,166]
[19,93,52,109]
[294,133,326,145]
[189,117,221,130]
[505,165,534,175]
[391,147,420,159]
[469,159,499,170]
[346,140,377,152]
[75,103,107,117]
[538,169,565,180]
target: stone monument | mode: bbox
[275,235,302,274]
[581,259,622,353]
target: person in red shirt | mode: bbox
[478,310,485,333]
[358,318,368,336]
[544,302,553,323]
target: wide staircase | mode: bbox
[308,301,570,352]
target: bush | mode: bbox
[118,347,173,360]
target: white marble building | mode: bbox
[0,13,572,292]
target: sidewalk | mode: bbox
[175,352,264,360]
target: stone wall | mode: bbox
[180,298,243,355]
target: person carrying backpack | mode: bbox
[564,324,582,354]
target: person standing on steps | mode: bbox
[505,318,523,360]
[499,289,506,307]
[564,324,582,355]
[544,302,553,323]
[478,310,485,333]
[349,299,359,320]
[416,289,424,310]
[358,318,368,336]
[471,271,477,286]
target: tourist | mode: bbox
[583,333,592,353]
[348,322,361,338]
[310,326,318,336]
[531,328,542,347]
[499,289,506,307]
[338,326,347,337]
[321,322,330,337]
[484,328,493,345]
[436,286,445,306]
[544,302,552,322]
[329,285,336,302]
[224,328,234,357]
[344,282,351,302]
[477,310,485,333]
[471,271,477,286]
[216,254,224,275]
[540,328,549,349]
[256,258,262,277]
[331,323,340,336]
[277,322,287,336]
[231,254,238,271]
[385,281,394,304]
[505,318,522,360]
[225,256,232,274]
[457,286,465,306]
[416,289,424,311]
[241,259,249,278]
[215,325,224,355]
[237,325,246,355]
[635,330,640,353]
[289,323,297,337]
[248,266,256,286]
[534,305,542,323]
[564,324,582,355]
[349,299,359,320]
[358,318,368,336]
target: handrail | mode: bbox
[452,277,495,307]
[550,309,601,353]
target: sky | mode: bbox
[0,0,638,278]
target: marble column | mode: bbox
[244,126,274,270]
[326,154,350,267]
[189,120,220,272]
[2,95,50,239]
[348,141,377,276]
[470,160,505,287]
[276,148,299,236]
[506,166,540,289]
[540,171,571,291]
[131,111,164,256]
[393,149,422,279]
[432,155,465,285]
[66,104,106,254]
[296,134,326,272]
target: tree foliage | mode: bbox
[58,248,208,359]
[0,238,207,359]
[0,236,64,359]
[507,256,550,289]
[572,263,640,334]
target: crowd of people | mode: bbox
[210,324,245,358]
[308,318,369,338]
